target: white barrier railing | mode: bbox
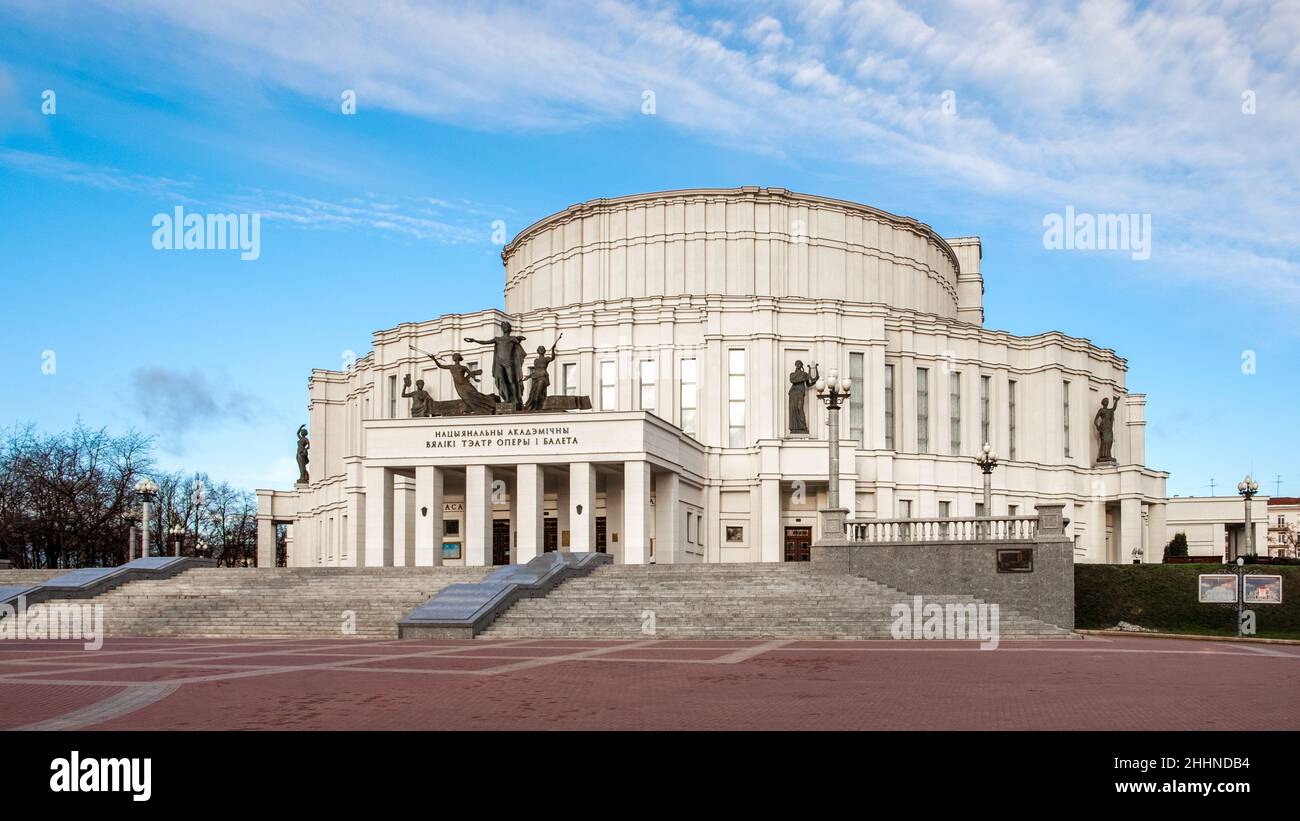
[845,516,1039,544]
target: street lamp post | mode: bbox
[191,480,205,558]
[975,443,998,539]
[133,477,159,560]
[814,367,852,546]
[975,442,998,515]
[1237,474,1259,561]
[169,524,185,557]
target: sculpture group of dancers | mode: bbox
[402,320,560,417]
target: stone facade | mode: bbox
[258,188,1169,569]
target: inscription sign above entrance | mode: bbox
[426,425,580,451]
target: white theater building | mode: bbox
[256,187,1169,569]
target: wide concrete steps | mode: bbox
[479,563,1074,639]
[0,569,68,585]
[56,566,491,638]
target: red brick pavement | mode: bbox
[1,635,1297,730]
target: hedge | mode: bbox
[1075,564,1300,639]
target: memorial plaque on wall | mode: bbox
[996,548,1034,573]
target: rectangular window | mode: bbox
[916,367,930,453]
[562,363,578,397]
[728,349,746,448]
[1008,504,1019,517]
[897,499,913,538]
[949,371,961,456]
[639,360,656,412]
[1008,379,1017,460]
[980,375,991,449]
[1062,380,1071,458]
[850,353,865,445]
[884,364,895,450]
[939,501,951,518]
[976,502,987,518]
[726,525,744,543]
[388,374,397,418]
[599,361,616,410]
[680,358,698,435]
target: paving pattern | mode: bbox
[1,635,1297,730]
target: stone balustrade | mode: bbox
[845,515,1039,544]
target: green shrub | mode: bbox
[1075,564,1300,638]
[1163,532,1189,559]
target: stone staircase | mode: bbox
[478,563,1075,639]
[0,569,68,586]
[54,566,491,639]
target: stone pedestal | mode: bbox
[810,506,852,570]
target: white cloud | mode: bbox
[16,0,1300,302]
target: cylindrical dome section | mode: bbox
[502,187,961,317]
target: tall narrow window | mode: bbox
[980,375,991,448]
[680,358,698,435]
[916,367,930,453]
[1062,379,1072,458]
[849,353,865,445]
[388,374,397,418]
[948,371,961,456]
[599,361,616,410]
[884,364,895,450]
[639,360,656,412]
[1008,379,1017,460]
[562,363,578,396]
[728,349,746,447]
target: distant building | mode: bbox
[1266,497,1300,558]
[1165,496,1270,561]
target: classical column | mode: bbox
[570,461,597,552]
[465,465,494,566]
[393,475,416,566]
[256,516,275,568]
[605,475,624,564]
[1120,496,1141,565]
[1087,499,1107,563]
[654,470,680,564]
[623,461,651,564]
[343,457,365,567]
[556,469,571,550]
[1149,501,1170,563]
[760,478,781,563]
[363,466,393,567]
[516,463,545,563]
[414,465,444,566]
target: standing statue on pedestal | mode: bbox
[295,425,310,484]
[524,334,562,411]
[465,321,527,409]
[429,352,498,415]
[401,374,434,417]
[1094,395,1120,463]
[787,360,819,435]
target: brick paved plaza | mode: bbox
[2,635,1297,731]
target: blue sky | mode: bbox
[0,0,1296,497]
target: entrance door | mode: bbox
[543,517,557,553]
[784,526,812,562]
[596,516,607,553]
[492,519,511,565]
